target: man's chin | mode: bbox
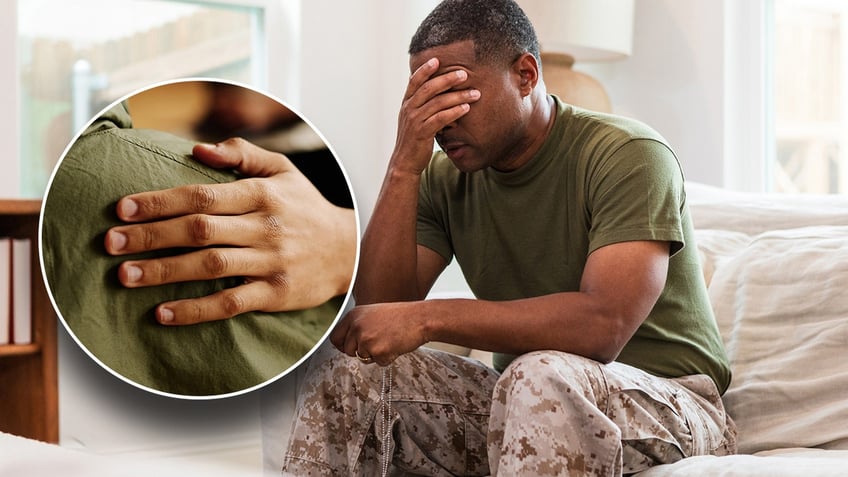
[449,159,487,173]
[445,147,486,173]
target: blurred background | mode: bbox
[127,80,353,209]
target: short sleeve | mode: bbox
[586,139,686,256]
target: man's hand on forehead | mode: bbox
[390,56,480,176]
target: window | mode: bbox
[770,0,847,193]
[12,0,295,198]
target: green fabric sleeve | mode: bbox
[586,138,686,257]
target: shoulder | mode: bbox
[553,94,666,142]
[552,97,672,157]
[553,102,680,176]
[67,106,235,187]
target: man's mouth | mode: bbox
[438,138,468,158]
[442,144,467,160]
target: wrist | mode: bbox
[413,300,439,345]
[387,146,433,179]
[386,163,425,182]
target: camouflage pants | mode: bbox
[281,344,736,476]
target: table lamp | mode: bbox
[518,0,635,112]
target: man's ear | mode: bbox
[513,52,540,96]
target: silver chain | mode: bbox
[379,364,393,477]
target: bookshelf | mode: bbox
[0,199,58,443]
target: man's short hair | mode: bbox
[409,0,540,67]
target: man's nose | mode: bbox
[439,122,456,136]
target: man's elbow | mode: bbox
[587,346,621,365]
[352,285,382,306]
[585,310,644,364]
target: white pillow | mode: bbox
[686,182,848,236]
[707,226,848,454]
[693,229,752,286]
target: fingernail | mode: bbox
[124,264,142,283]
[158,307,174,323]
[118,199,138,219]
[468,89,481,99]
[455,70,467,80]
[427,58,437,67]
[107,231,127,252]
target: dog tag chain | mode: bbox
[379,364,393,477]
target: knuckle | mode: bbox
[221,290,246,317]
[262,213,283,239]
[221,137,252,164]
[155,260,174,283]
[141,194,167,217]
[252,179,276,206]
[418,80,435,98]
[184,301,204,325]
[203,249,229,276]
[140,225,158,251]
[222,136,248,148]
[238,179,267,211]
[268,272,290,293]
[188,184,216,212]
[189,215,215,245]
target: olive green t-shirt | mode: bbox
[417,96,731,393]
[42,102,343,397]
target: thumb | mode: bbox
[192,137,295,178]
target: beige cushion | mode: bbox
[707,226,848,453]
[687,182,848,235]
[693,229,752,286]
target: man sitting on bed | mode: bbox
[282,0,737,475]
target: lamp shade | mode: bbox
[518,0,635,62]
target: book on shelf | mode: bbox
[0,237,34,346]
[11,238,32,345]
[0,237,9,345]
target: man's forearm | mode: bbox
[418,291,643,364]
[355,56,477,305]
[419,240,670,363]
[354,166,425,305]
[351,291,635,365]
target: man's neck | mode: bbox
[492,92,556,173]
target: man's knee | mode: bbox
[493,351,606,405]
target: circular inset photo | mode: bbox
[39,79,359,399]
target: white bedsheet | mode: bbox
[638,448,848,477]
[0,432,252,477]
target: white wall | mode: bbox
[578,0,727,187]
[295,0,439,225]
[1,1,19,198]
